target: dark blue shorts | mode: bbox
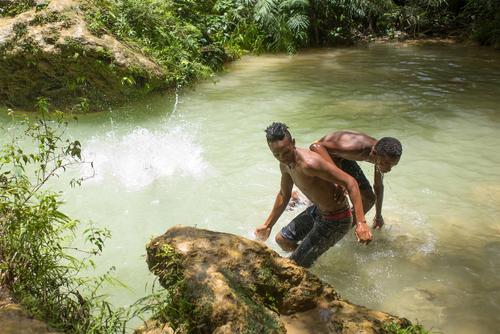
[336,159,372,191]
[280,205,352,268]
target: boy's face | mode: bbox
[376,155,399,173]
[268,137,295,165]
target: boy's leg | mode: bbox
[290,213,352,268]
[276,206,315,252]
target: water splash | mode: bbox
[172,84,181,114]
[81,124,208,190]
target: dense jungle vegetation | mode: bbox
[2,0,498,86]
[80,0,500,84]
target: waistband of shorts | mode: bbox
[319,208,352,221]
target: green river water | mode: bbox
[1,42,500,333]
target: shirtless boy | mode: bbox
[310,130,402,229]
[255,123,372,268]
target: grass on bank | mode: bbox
[384,321,441,334]
[0,0,37,18]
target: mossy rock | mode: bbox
[0,0,168,111]
[143,226,412,334]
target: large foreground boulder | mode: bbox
[0,0,167,111]
[140,226,411,334]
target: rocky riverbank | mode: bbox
[138,226,412,334]
[0,224,419,333]
[0,0,167,111]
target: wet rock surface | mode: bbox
[141,226,411,334]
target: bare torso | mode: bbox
[282,148,349,214]
[320,131,377,162]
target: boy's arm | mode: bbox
[373,167,384,229]
[255,165,294,241]
[310,141,334,163]
[304,156,372,244]
[310,141,344,202]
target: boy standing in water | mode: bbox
[310,131,402,229]
[255,122,372,268]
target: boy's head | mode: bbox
[265,122,296,165]
[374,137,402,173]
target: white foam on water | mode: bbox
[80,124,208,190]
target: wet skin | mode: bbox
[309,130,400,229]
[255,136,372,248]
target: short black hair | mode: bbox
[265,122,292,142]
[375,137,402,159]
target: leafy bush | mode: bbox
[472,16,500,47]
[83,0,212,85]
[249,0,310,52]
[0,99,129,333]
[461,0,500,46]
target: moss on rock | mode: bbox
[143,226,413,334]
[0,0,168,111]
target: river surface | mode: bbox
[1,42,500,333]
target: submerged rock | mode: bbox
[140,226,411,334]
[0,0,167,111]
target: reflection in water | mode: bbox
[1,43,499,333]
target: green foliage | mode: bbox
[12,22,29,39]
[383,321,436,334]
[0,0,35,17]
[462,0,500,46]
[393,0,453,36]
[133,280,195,333]
[472,16,500,47]
[250,0,310,52]
[134,244,196,332]
[308,0,362,45]
[0,99,129,333]
[82,0,214,85]
[349,0,396,33]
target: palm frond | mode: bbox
[287,14,309,33]
[254,0,279,25]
